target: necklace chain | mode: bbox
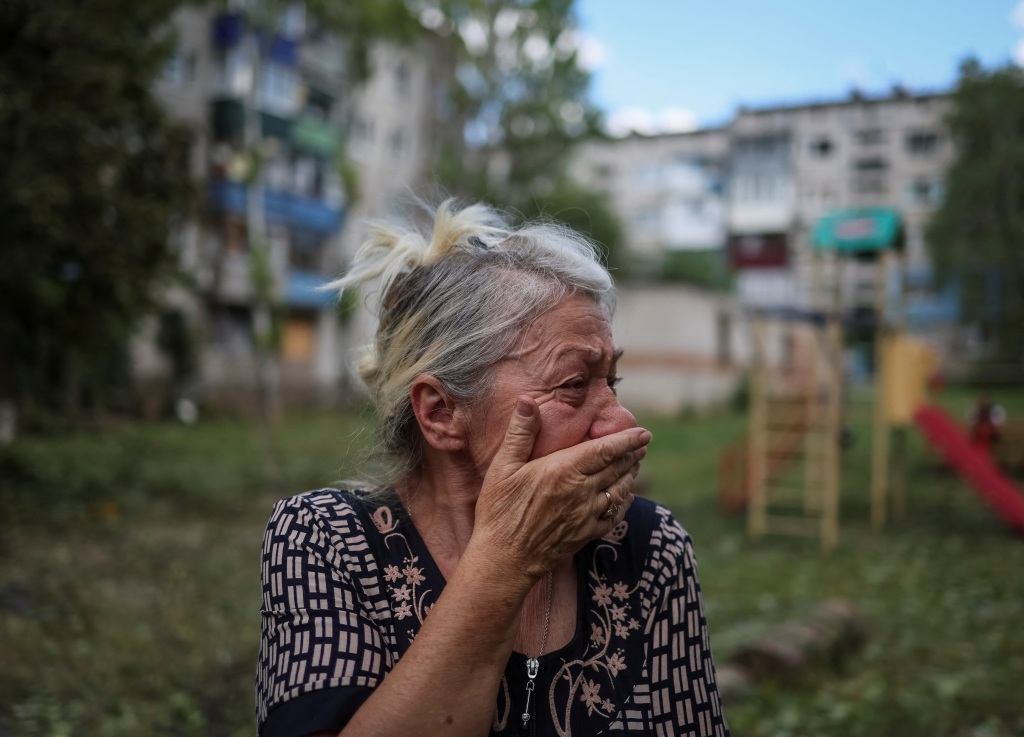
[522,570,553,728]
[538,569,552,657]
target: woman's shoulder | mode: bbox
[268,487,393,517]
[264,488,394,546]
[610,496,698,595]
[622,496,693,552]
[269,487,358,520]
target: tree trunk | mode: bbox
[724,599,868,686]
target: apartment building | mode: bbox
[576,88,953,296]
[726,113,796,307]
[573,128,730,261]
[145,4,440,412]
[571,88,959,410]
[571,130,745,413]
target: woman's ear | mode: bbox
[409,374,466,452]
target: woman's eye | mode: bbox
[608,376,622,395]
[560,379,587,391]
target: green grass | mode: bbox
[1,388,1023,736]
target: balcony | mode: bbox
[211,99,291,141]
[290,116,339,158]
[285,270,337,309]
[213,13,298,68]
[213,13,244,49]
[301,37,346,81]
[207,180,345,234]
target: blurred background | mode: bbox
[1,0,1023,735]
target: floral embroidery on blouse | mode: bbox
[375,505,431,626]
[547,521,642,737]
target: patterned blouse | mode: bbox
[256,489,730,737]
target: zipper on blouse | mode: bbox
[520,657,539,735]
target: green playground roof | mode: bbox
[813,207,903,252]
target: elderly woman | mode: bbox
[256,201,729,737]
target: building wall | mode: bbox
[789,93,953,277]
[571,129,730,258]
[612,285,746,415]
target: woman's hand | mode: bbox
[470,396,651,583]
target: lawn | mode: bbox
[1,388,1023,737]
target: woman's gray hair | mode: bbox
[326,199,615,487]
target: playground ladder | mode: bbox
[747,313,844,550]
[747,247,899,549]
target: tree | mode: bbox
[421,1,603,207]
[516,177,625,273]
[927,59,1024,363]
[0,0,193,423]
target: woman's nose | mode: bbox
[588,388,637,439]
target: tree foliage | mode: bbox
[927,59,1024,362]
[419,1,607,211]
[0,0,193,420]
[515,177,625,274]
[304,0,420,83]
[404,0,625,261]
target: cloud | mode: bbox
[658,108,699,133]
[604,107,699,137]
[1013,0,1024,28]
[1014,1,1024,66]
[575,32,608,71]
[841,60,872,90]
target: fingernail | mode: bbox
[516,398,533,417]
[637,429,652,444]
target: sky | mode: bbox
[575,0,1023,136]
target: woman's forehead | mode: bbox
[508,297,617,363]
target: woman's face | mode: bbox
[465,294,637,473]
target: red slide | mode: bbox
[913,404,1024,531]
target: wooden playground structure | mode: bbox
[721,208,938,550]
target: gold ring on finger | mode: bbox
[601,491,615,519]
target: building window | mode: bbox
[633,163,661,188]
[736,174,783,203]
[224,217,248,253]
[259,62,299,116]
[390,129,407,159]
[282,314,317,363]
[304,87,334,122]
[737,135,783,157]
[394,61,411,97]
[906,130,940,154]
[289,230,324,271]
[351,115,374,145]
[292,156,315,196]
[278,4,306,39]
[716,312,732,368]
[162,46,196,88]
[906,177,944,206]
[216,47,252,96]
[855,128,886,145]
[631,207,660,234]
[808,137,833,157]
[265,156,291,191]
[212,305,254,358]
[854,157,888,172]
[854,176,887,195]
